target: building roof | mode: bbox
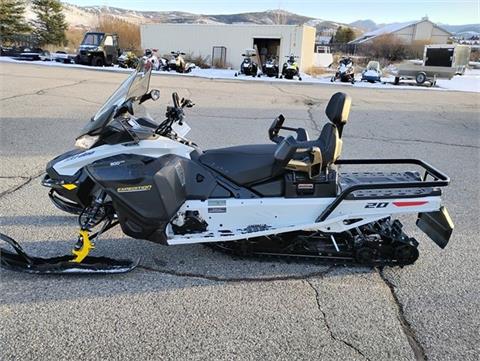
[349,18,452,44]
[316,35,332,44]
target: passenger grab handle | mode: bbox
[269,115,309,143]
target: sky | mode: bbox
[63,0,480,25]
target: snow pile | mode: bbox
[1,56,479,93]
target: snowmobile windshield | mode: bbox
[80,59,152,136]
[367,61,380,71]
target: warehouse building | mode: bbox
[140,24,316,71]
[349,17,452,45]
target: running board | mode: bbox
[166,215,383,245]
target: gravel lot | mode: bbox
[1,62,479,361]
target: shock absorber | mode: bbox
[72,191,107,263]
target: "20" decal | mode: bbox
[365,202,389,208]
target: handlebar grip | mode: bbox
[269,114,285,143]
[172,92,180,108]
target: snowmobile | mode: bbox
[331,57,355,84]
[262,56,279,78]
[168,51,195,73]
[235,51,259,77]
[361,61,382,83]
[143,49,169,72]
[118,51,139,69]
[281,55,302,80]
[0,60,454,275]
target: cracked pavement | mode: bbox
[1,63,479,360]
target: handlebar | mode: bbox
[155,92,194,136]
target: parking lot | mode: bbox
[0,62,479,360]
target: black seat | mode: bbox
[200,92,351,186]
[199,144,279,185]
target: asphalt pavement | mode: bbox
[0,62,479,361]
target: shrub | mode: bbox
[96,16,140,52]
[361,34,409,61]
[184,53,211,68]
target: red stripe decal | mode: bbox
[393,201,428,207]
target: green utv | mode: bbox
[75,32,120,67]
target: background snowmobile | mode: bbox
[331,57,355,83]
[235,50,259,77]
[118,51,139,69]
[168,51,195,73]
[281,55,302,80]
[0,60,454,275]
[361,61,382,83]
[143,49,169,71]
[262,56,279,78]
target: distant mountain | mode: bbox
[349,20,377,32]
[349,19,480,36]
[440,23,480,35]
[23,2,477,38]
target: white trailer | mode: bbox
[394,44,471,86]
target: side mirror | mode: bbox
[241,54,246,57]
[150,89,160,101]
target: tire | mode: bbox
[330,76,335,82]
[415,72,427,85]
[91,56,104,67]
[394,76,400,85]
[298,76,302,81]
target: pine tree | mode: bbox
[30,0,68,46]
[334,27,356,44]
[0,0,31,44]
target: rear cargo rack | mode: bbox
[317,159,450,222]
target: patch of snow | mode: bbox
[1,57,478,93]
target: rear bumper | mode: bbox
[416,206,454,249]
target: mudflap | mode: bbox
[0,233,138,274]
[416,206,454,249]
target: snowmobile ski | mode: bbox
[0,233,138,274]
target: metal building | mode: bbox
[140,24,316,71]
[349,17,452,45]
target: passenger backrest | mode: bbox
[325,92,351,137]
[319,123,342,165]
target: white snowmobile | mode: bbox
[168,51,195,73]
[331,57,356,84]
[0,60,454,274]
[143,49,169,72]
[361,61,382,83]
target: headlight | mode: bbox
[75,134,99,149]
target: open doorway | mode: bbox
[253,38,281,68]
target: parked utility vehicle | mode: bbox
[75,32,120,66]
